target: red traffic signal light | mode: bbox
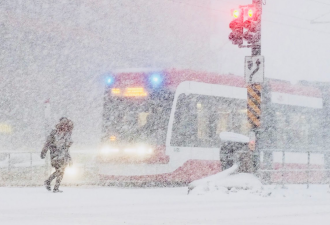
[231,9,241,18]
[244,7,256,19]
[242,7,260,44]
[229,5,261,46]
[248,9,253,18]
[229,8,243,46]
[243,20,257,32]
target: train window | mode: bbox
[197,102,209,139]
[308,114,322,147]
[102,90,174,145]
[170,94,247,148]
[273,107,322,150]
[216,111,231,135]
[171,94,198,147]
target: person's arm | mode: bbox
[41,130,55,159]
[67,132,73,166]
[66,147,73,166]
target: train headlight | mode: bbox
[66,166,77,176]
[101,145,119,154]
[124,148,136,154]
[137,147,146,155]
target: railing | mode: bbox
[0,151,98,186]
[2,149,329,187]
[258,149,330,187]
[0,152,47,185]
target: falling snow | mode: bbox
[1,0,330,224]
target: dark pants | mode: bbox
[46,159,67,190]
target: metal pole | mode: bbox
[252,0,262,56]
[251,0,262,172]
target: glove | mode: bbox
[40,152,45,159]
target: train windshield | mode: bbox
[103,90,174,146]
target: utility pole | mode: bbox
[251,0,262,56]
[229,0,264,173]
[250,0,263,173]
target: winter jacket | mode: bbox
[41,129,73,166]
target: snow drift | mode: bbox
[188,164,262,195]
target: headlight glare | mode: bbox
[66,166,77,176]
[101,146,119,154]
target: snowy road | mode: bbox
[1,186,330,225]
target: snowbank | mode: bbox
[188,164,262,195]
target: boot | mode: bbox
[44,181,51,191]
[53,189,63,193]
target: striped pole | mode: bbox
[247,84,261,129]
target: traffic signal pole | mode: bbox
[250,0,262,173]
[251,0,262,57]
[229,0,264,173]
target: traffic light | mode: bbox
[229,8,243,45]
[243,6,261,44]
[229,5,261,46]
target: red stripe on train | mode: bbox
[112,69,322,98]
[99,160,326,184]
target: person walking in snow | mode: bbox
[41,117,74,193]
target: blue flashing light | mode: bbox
[149,73,163,87]
[106,77,114,85]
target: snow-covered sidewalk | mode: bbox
[1,185,330,225]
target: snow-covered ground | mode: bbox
[1,185,330,225]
